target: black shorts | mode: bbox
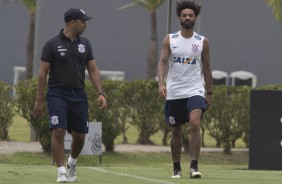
[164,95,206,127]
[46,88,89,134]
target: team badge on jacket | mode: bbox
[78,44,85,53]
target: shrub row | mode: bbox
[0,81,14,140]
[1,79,282,154]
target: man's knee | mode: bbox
[172,126,182,138]
[52,128,66,139]
[72,131,85,142]
[189,120,201,132]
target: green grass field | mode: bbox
[1,163,281,184]
[3,115,280,183]
[0,151,280,184]
[8,115,30,142]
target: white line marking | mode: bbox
[87,167,177,184]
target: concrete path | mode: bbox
[0,141,248,154]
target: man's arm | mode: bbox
[86,59,107,110]
[157,35,171,98]
[34,61,50,116]
[202,38,213,109]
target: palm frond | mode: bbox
[22,0,36,13]
[117,0,166,12]
[116,2,136,11]
[266,0,282,21]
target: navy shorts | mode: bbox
[164,95,206,127]
[46,88,89,134]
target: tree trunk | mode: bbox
[147,11,158,79]
[137,129,154,145]
[122,131,128,144]
[201,126,205,147]
[25,12,35,79]
[162,126,171,146]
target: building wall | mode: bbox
[1,0,282,86]
[200,0,282,86]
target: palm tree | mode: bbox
[266,0,282,21]
[22,0,36,79]
[118,0,166,79]
[22,0,37,141]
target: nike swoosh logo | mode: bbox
[173,46,179,49]
[58,46,63,48]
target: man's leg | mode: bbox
[171,125,183,178]
[67,130,85,182]
[188,109,202,178]
[52,128,68,183]
[52,128,67,167]
[70,130,85,158]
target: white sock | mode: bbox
[68,156,77,166]
[58,166,66,174]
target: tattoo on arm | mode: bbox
[158,35,170,86]
[202,38,212,92]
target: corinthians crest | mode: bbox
[78,44,85,53]
[88,133,102,155]
[191,44,199,53]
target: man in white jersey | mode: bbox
[157,0,212,179]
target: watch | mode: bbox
[98,92,106,98]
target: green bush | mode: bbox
[157,104,171,146]
[86,80,123,152]
[257,84,282,90]
[0,81,15,140]
[129,80,161,144]
[233,86,251,148]
[204,85,251,154]
[15,79,51,153]
[14,78,282,154]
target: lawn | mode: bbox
[2,163,281,184]
[0,151,280,184]
[5,114,277,184]
[8,114,30,142]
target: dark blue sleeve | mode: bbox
[40,39,54,63]
[86,39,94,62]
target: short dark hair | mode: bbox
[176,0,201,17]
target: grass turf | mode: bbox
[5,114,271,184]
[0,163,281,184]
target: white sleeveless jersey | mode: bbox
[166,31,205,100]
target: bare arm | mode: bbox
[157,35,171,98]
[86,59,107,110]
[202,38,213,109]
[34,61,50,116]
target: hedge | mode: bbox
[6,78,282,154]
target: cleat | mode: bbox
[67,162,77,182]
[190,167,202,179]
[171,169,181,179]
[57,172,68,183]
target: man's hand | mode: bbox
[205,95,212,110]
[159,84,167,99]
[97,96,107,110]
[33,99,45,117]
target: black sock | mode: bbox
[173,162,181,171]
[190,160,198,168]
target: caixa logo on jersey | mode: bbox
[173,56,196,65]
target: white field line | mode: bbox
[87,167,178,184]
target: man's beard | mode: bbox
[181,20,195,29]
